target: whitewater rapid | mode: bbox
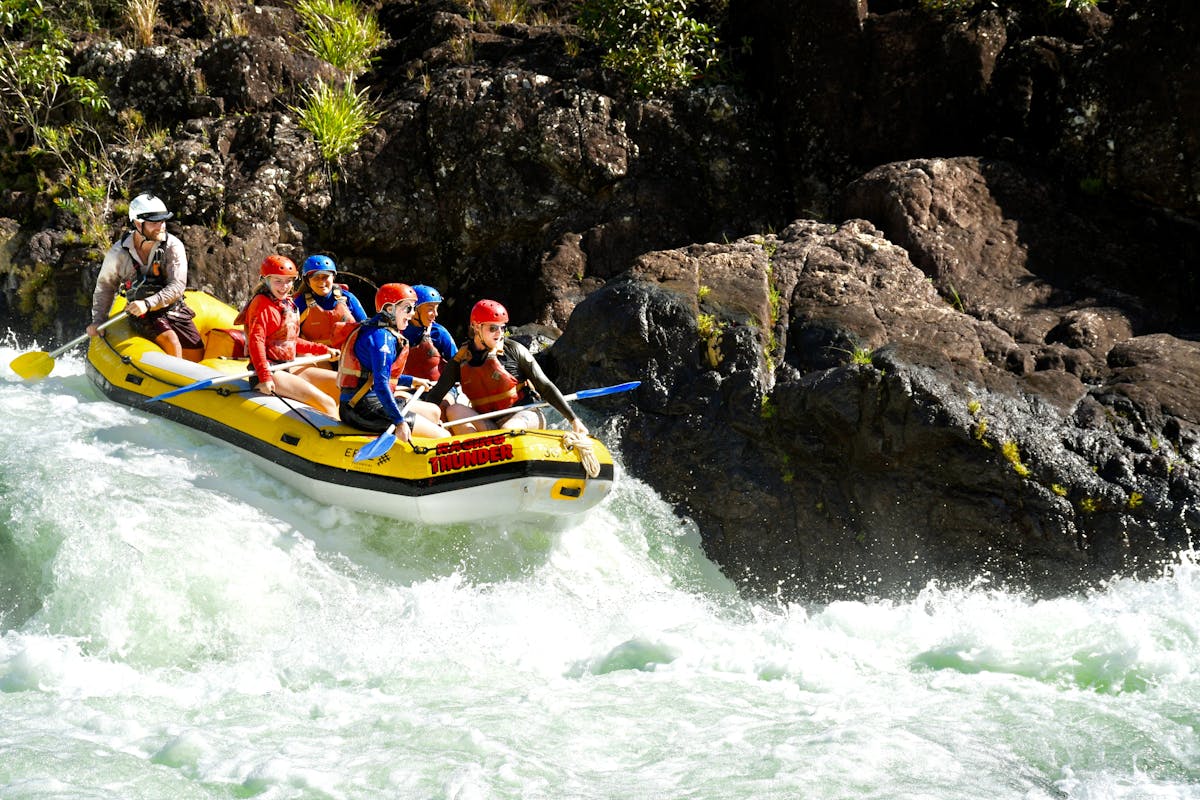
[2,344,1199,799]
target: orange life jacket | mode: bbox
[455,347,523,413]
[299,287,356,349]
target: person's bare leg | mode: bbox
[410,415,451,439]
[272,370,339,418]
[293,365,341,409]
[395,393,443,424]
[444,402,488,435]
[501,408,543,430]
[153,330,183,358]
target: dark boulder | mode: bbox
[2,0,1199,606]
[552,160,1200,601]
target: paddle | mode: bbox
[352,386,427,463]
[448,380,641,430]
[11,312,129,381]
[145,353,334,402]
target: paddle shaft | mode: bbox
[146,353,333,402]
[448,382,640,429]
[378,385,428,438]
[254,353,336,389]
[399,384,427,416]
[51,312,129,358]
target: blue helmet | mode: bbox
[302,254,336,275]
[413,284,444,305]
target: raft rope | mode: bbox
[405,427,598,478]
[96,335,345,439]
[96,335,601,464]
[404,428,530,455]
[407,427,601,477]
[269,391,337,438]
[563,430,601,478]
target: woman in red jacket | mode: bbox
[235,255,340,418]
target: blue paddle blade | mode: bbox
[353,428,396,462]
[574,381,640,399]
[145,376,217,403]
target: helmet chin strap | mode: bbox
[262,276,291,297]
[135,220,167,242]
[380,304,398,328]
[474,324,503,356]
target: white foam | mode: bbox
[2,371,1199,799]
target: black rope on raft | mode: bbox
[268,391,339,438]
[100,334,158,381]
[97,333,353,441]
[100,333,252,395]
[99,335,593,454]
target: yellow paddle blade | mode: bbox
[10,350,54,381]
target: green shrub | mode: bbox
[291,78,380,161]
[474,0,530,24]
[0,0,109,150]
[578,0,719,96]
[207,0,249,37]
[294,0,383,77]
[832,344,874,367]
[55,0,125,32]
[52,158,111,245]
[696,311,725,367]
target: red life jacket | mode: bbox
[299,287,355,349]
[455,347,523,413]
[235,292,299,363]
[337,323,408,394]
[402,330,444,381]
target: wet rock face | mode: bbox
[554,159,1200,601]
[10,1,784,334]
[731,0,1200,219]
[1078,1,1200,219]
[3,0,1200,600]
[195,38,338,114]
[15,0,1197,329]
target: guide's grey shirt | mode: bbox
[90,232,188,327]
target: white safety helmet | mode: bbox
[128,193,172,223]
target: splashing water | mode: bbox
[2,345,1199,799]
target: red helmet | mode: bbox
[260,255,298,277]
[375,283,417,312]
[470,299,509,326]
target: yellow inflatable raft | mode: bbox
[85,292,616,525]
